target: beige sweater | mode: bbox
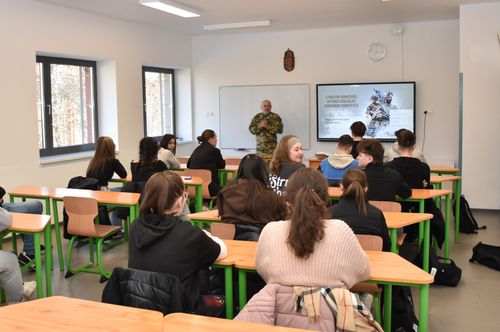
[256,219,371,289]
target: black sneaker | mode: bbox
[106,230,125,241]
[18,251,35,266]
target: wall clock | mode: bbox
[368,42,386,61]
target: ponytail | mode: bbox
[340,168,369,217]
[285,168,330,259]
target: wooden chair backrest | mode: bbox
[355,234,383,251]
[181,169,213,199]
[210,223,236,240]
[224,158,241,166]
[177,156,189,164]
[63,196,99,237]
[369,200,401,212]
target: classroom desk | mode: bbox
[213,240,257,319]
[163,312,313,331]
[111,174,205,213]
[0,296,163,331]
[233,246,433,332]
[0,213,52,298]
[429,165,460,175]
[188,209,432,254]
[8,186,140,272]
[219,164,239,187]
[328,187,452,270]
[307,158,322,170]
[430,175,462,243]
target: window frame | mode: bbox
[37,55,99,157]
[141,66,176,140]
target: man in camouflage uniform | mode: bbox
[249,100,283,159]
[366,90,389,137]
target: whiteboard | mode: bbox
[219,84,310,150]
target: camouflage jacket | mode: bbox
[249,112,283,158]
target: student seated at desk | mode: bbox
[158,133,180,169]
[187,129,226,197]
[386,130,444,247]
[86,136,127,190]
[319,134,359,186]
[0,207,36,304]
[350,121,366,159]
[217,154,286,241]
[0,186,43,266]
[236,168,373,330]
[385,128,426,163]
[357,139,412,201]
[130,137,167,182]
[331,169,391,251]
[269,135,305,195]
[128,171,227,314]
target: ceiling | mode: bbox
[34,0,500,35]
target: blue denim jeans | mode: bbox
[2,200,43,256]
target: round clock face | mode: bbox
[368,42,386,61]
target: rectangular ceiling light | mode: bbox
[203,20,271,31]
[139,0,200,18]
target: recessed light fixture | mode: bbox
[203,20,271,31]
[139,0,200,18]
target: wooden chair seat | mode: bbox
[210,223,236,240]
[94,224,121,238]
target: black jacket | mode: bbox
[386,157,430,189]
[363,163,412,201]
[269,163,305,195]
[86,159,127,187]
[130,160,167,182]
[128,214,221,309]
[187,142,226,196]
[102,267,186,314]
[331,198,391,252]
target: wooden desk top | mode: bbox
[328,187,452,200]
[112,174,204,186]
[164,313,312,332]
[189,209,432,229]
[383,212,433,228]
[430,175,462,183]
[179,164,239,172]
[430,165,459,173]
[233,245,433,285]
[9,186,140,205]
[0,296,163,331]
[188,209,220,221]
[215,240,257,266]
[9,212,51,232]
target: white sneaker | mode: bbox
[22,281,37,300]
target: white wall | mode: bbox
[187,21,460,165]
[0,0,191,190]
[460,3,500,209]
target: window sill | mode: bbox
[40,151,95,165]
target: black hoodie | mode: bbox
[128,214,220,308]
[386,157,430,189]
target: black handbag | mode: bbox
[430,252,462,287]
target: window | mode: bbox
[142,66,175,138]
[36,56,98,157]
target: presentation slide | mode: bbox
[317,82,415,141]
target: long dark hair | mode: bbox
[87,136,116,176]
[341,168,368,216]
[285,168,330,259]
[137,137,159,174]
[159,134,176,154]
[236,154,270,186]
[140,171,184,216]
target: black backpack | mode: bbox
[429,250,462,287]
[62,176,111,239]
[453,195,486,234]
[470,242,500,271]
[391,286,418,332]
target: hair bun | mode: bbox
[196,135,203,143]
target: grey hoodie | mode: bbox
[0,207,13,231]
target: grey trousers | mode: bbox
[0,250,23,304]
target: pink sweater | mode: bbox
[256,219,371,289]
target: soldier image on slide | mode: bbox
[366,89,390,137]
[249,99,284,159]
